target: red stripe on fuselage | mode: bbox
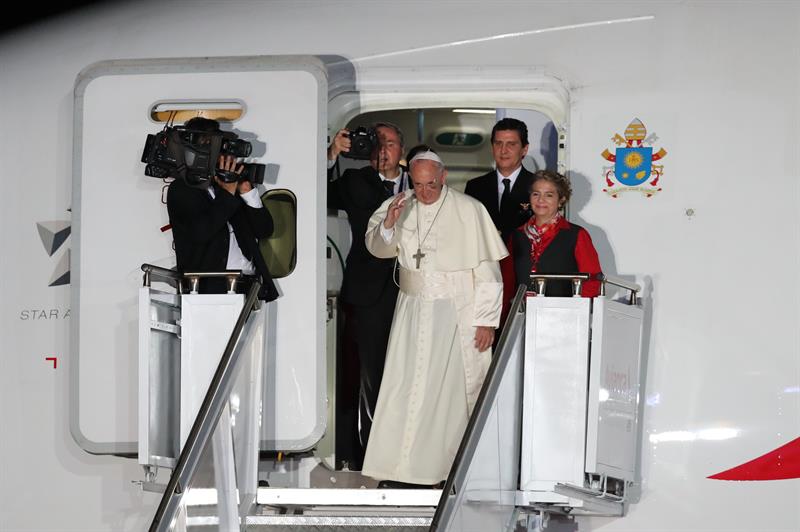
[708,436,800,481]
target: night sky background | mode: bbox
[0,1,120,38]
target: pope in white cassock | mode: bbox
[361,151,508,485]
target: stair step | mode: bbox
[188,515,431,530]
[257,488,442,507]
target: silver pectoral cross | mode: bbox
[413,248,426,269]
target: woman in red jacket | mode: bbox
[508,170,602,298]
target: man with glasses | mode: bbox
[361,151,507,487]
[326,122,410,469]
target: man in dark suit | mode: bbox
[327,122,408,467]
[464,118,534,240]
[167,117,278,302]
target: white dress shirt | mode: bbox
[207,186,263,274]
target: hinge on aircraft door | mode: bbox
[553,482,626,516]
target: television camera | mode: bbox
[141,125,265,186]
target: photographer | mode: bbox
[167,117,278,301]
[327,122,409,469]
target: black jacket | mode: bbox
[167,178,278,301]
[464,167,534,239]
[511,223,581,297]
[328,165,408,307]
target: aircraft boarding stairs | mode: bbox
[137,265,644,531]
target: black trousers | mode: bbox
[337,284,398,467]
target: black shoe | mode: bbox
[339,459,363,472]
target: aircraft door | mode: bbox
[71,56,328,454]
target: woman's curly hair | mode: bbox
[529,169,571,206]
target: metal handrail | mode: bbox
[529,272,641,305]
[182,271,244,294]
[431,285,527,531]
[141,264,182,287]
[599,273,641,293]
[529,273,593,298]
[141,263,245,294]
[598,274,640,305]
[149,280,262,532]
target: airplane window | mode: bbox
[149,101,245,123]
[259,189,297,279]
[435,131,484,147]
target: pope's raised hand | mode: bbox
[382,193,407,229]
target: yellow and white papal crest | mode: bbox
[601,118,667,198]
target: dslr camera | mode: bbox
[344,126,378,160]
[141,126,265,186]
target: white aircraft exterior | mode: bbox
[1,1,798,531]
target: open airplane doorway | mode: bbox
[323,105,559,472]
[334,107,558,191]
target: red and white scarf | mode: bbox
[522,213,566,270]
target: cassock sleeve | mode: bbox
[472,260,503,328]
[365,199,399,259]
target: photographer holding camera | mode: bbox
[166,117,278,301]
[327,122,409,469]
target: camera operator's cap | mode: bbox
[409,150,445,166]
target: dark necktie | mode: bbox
[500,178,512,217]
[382,179,395,198]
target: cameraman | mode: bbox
[167,117,278,301]
[327,122,409,469]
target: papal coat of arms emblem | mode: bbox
[601,118,666,198]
